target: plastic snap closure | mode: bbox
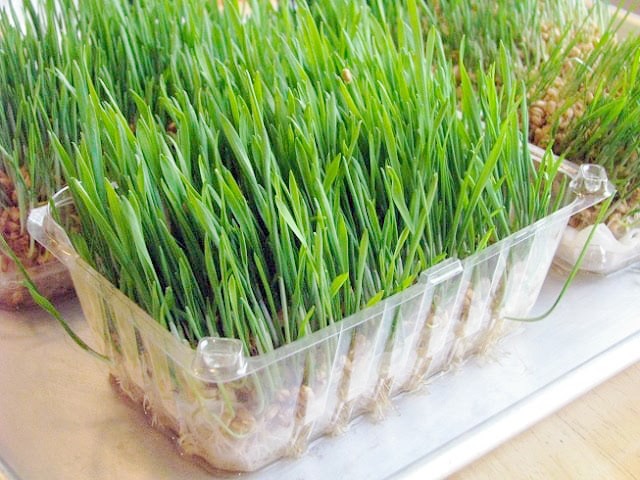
[192,337,247,381]
[570,164,609,196]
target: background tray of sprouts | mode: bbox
[0,0,77,308]
[395,0,640,274]
[552,7,640,274]
[0,0,183,307]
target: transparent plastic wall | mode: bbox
[28,162,611,472]
[0,258,73,309]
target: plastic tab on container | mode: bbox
[570,164,610,196]
[419,258,464,285]
[192,337,247,382]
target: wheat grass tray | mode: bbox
[1,265,638,480]
[1,1,639,478]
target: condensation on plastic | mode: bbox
[0,254,73,310]
[27,160,612,473]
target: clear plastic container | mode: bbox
[27,161,611,473]
[0,255,73,310]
